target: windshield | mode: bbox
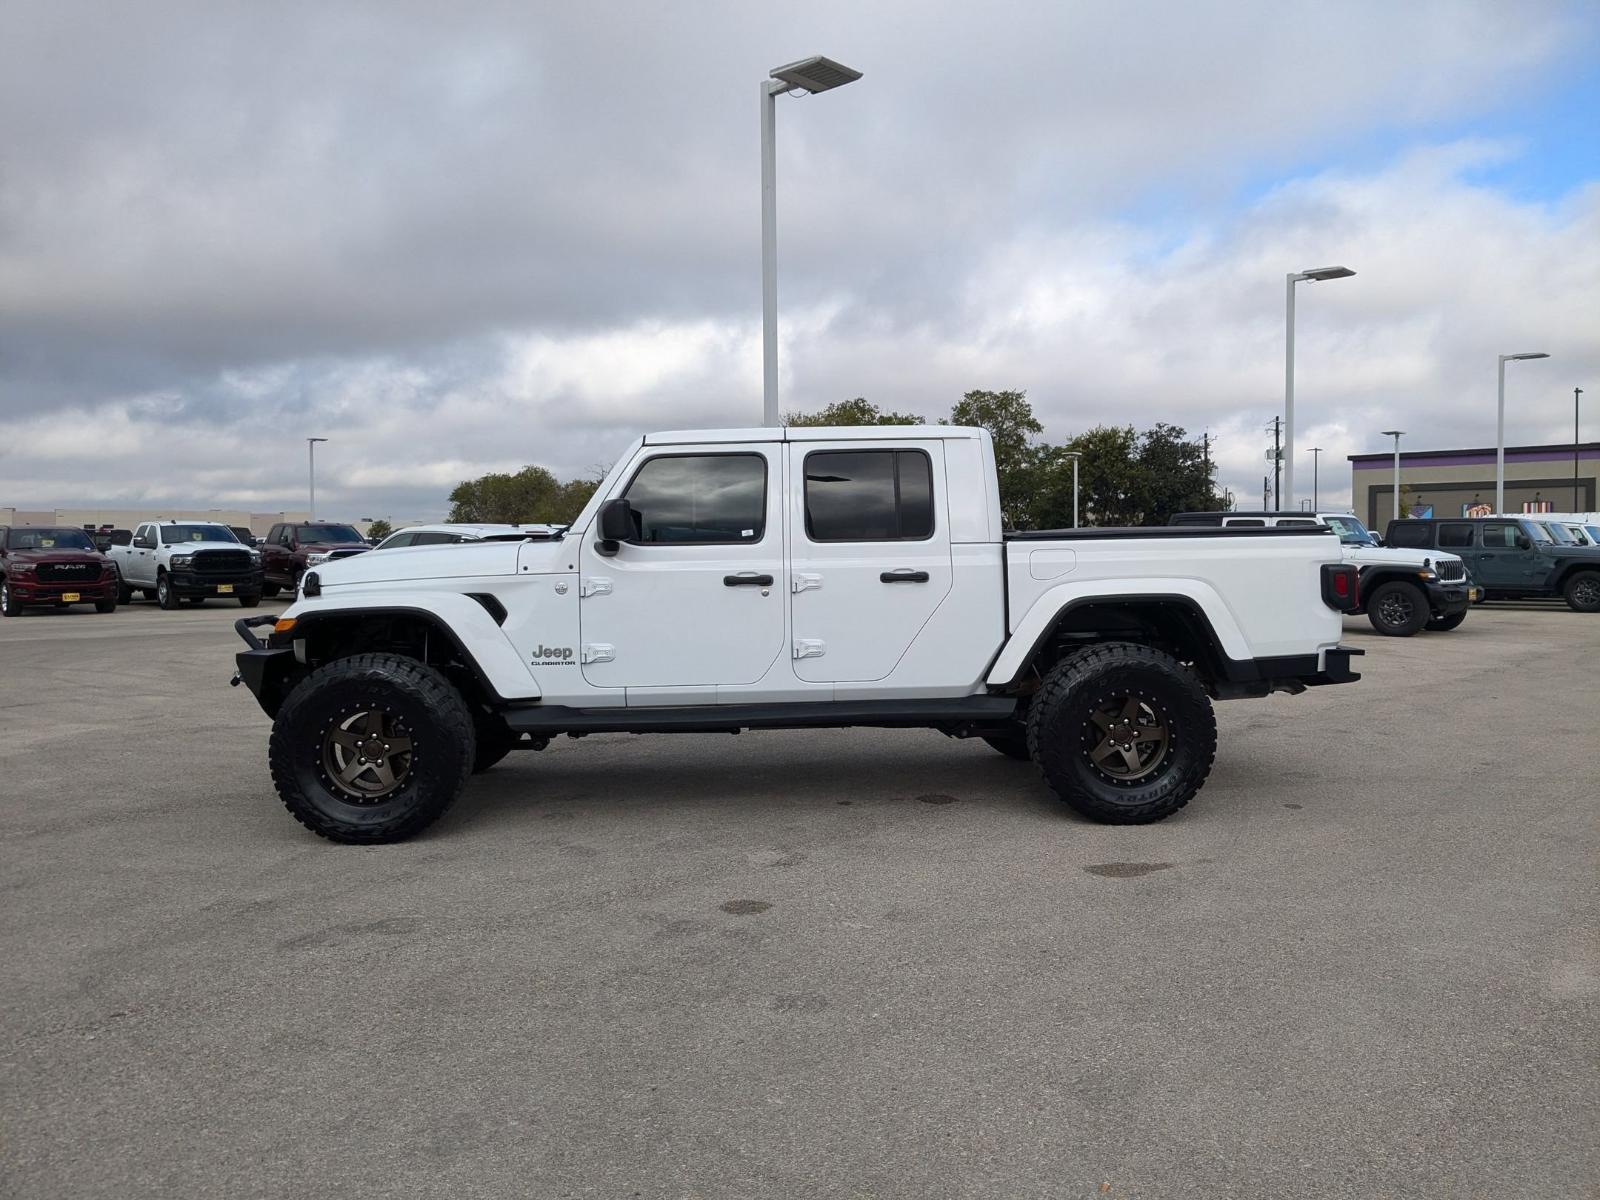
[1321,515,1374,545]
[1541,521,1576,545]
[10,528,96,552]
[1522,521,1552,543]
[162,524,239,544]
[1586,526,1600,544]
[296,524,363,544]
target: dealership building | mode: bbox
[1348,442,1599,527]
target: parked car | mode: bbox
[232,424,1362,843]
[1385,516,1600,612]
[1170,510,1476,635]
[258,522,370,597]
[229,526,264,547]
[370,523,563,550]
[107,522,264,609]
[0,525,120,616]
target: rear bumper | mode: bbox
[1308,644,1364,686]
[1214,644,1363,699]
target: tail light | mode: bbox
[1321,564,1359,612]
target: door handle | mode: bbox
[724,573,774,587]
[880,570,930,583]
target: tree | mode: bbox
[785,397,924,426]
[447,465,597,525]
[364,519,392,541]
[949,390,1050,529]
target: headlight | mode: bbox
[248,550,261,563]
[306,552,331,565]
[10,561,34,575]
[171,553,194,567]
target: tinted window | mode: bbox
[1387,523,1431,548]
[622,454,767,544]
[376,532,417,549]
[411,531,459,546]
[804,450,935,542]
[1276,518,1318,527]
[1541,522,1576,544]
[1223,518,1266,527]
[1438,523,1473,548]
[1482,523,1519,548]
[296,524,363,544]
[1523,522,1552,543]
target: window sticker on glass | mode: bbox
[742,529,755,538]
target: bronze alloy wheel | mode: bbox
[319,708,414,802]
[1084,692,1171,783]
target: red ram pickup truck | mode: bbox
[0,526,119,616]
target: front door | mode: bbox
[1475,521,1544,589]
[787,440,952,683]
[577,446,786,696]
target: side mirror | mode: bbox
[1516,534,1532,550]
[595,498,635,556]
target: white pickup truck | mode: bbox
[110,521,265,609]
[232,425,1361,843]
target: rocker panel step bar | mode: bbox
[503,696,1018,736]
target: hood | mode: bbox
[314,539,525,585]
[6,547,109,564]
[1345,545,1463,569]
[302,541,370,553]
[171,540,255,553]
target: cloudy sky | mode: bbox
[2,0,1597,520]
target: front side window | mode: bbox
[134,525,156,548]
[1438,523,1473,548]
[804,450,934,542]
[376,532,416,550]
[621,454,767,544]
[1482,522,1519,548]
[411,531,460,546]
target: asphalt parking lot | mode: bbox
[2,599,1595,1199]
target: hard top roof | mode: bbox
[643,425,987,446]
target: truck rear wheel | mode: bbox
[268,653,476,843]
[1565,571,1600,613]
[1366,581,1426,636]
[1026,642,1216,824]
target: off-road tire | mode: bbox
[1424,610,1467,632]
[262,584,281,599]
[156,573,180,610]
[238,594,262,608]
[94,596,118,613]
[0,580,21,617]
[1366,580,1427,636]
[269,653,475,844]
[1564,571,1600,614]
[980,731,1032,760]
[1026,642,1216,824]
[472,713,518,774]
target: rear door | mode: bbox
[787,440,952,682]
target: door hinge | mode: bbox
[792,639,825,660]
[580,577,613,598]
[791,572,823,593]
[581,643,615,664]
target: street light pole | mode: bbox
[307,437,328,520]
[760,56,862,427]
[1284,265,1354,510]
[1064,451,1082,527]
[1496,351,1549,513]
[1576,387,1585,512]
[1309,446,1323,511]
[1381,430,1404,523]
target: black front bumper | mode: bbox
[172,568,265,597]
[231,616,297,716]
[1425,580,1472,617]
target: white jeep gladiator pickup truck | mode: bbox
[231,425,1362,843]
[110,521,265,609]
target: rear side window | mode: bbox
[1276,519,1318,527]
[804,450,935,542]
[1482,523,1519,548]
[622,453,767,544]
[411,531,458,546]
[1223,518,1266,527]
[1386,523,1431,548]
[1438,524,1474,548]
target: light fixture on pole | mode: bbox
[1284,265,1354,510]
[760,55,862,428]
[1381,430,1404,522]
[1308,446,1324,511]
[1063,451,1082,527]
[307,437,328,520]
[1496,351,1549,513]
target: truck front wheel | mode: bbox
[1365,581,1426,636]
[1026,642,1216,824]
[268,653,476,843]
[156,573,180,610]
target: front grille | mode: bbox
[36,562,102,583]
[193,550,253,573]
[1435,560,1465,583]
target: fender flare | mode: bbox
[987,578,1250,689]
[283,592,540,702]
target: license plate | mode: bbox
[62,592,80,602]
[217,584,234,594]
